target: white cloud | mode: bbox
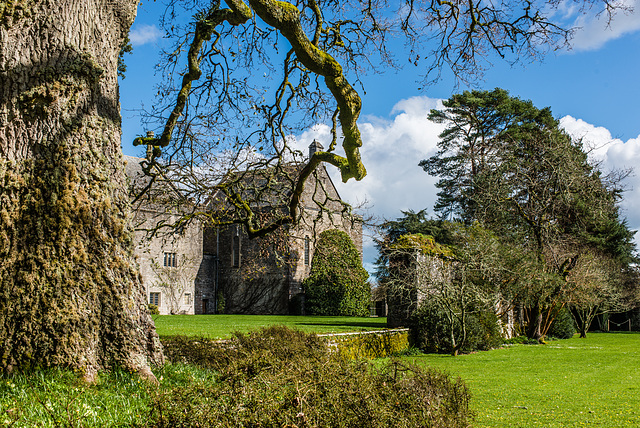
[569,0,640,51]
[559,116,620,162]
[129,24,163,46]
[297,96,445,221]
[560,115,640,248]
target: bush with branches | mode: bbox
[157,326,473,427]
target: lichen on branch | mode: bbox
[247,0,366,183]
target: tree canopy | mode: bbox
[303,229,370,316]
[419,89,638,339]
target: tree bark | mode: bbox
[526,303,544,341]
[0,0,163,380]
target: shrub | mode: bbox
[303,229,370,316]
[409,302,502,354]
[548,306,576,339]
[154,326,473,427]
[148,304,160,315]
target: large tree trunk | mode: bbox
[0,0,163,380]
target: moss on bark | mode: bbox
[0,0,163,380]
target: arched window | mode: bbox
[232,225,241,267]
[304,236,310,266]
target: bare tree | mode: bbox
[566,250,638,338]
[134,0,617,236]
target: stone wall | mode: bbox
[126,155,204,315]
[213,166,364,315]
[386,252,450,328]
[213,223,290,314]
[133,209,203,315]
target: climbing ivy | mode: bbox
[303,229,370,316]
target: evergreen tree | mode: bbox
[304,230,370,316]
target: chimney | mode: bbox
[309,140,324,159]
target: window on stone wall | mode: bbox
[304,236,310,266]
[149,292,161,306]
[232,225,241,267]
[184,293,192,305]
[163,252,177,267]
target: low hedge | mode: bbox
[159,326,473,427]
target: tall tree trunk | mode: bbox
[0,0,163,380]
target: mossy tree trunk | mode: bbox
[0,0,163,380]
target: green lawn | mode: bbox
[3,329,640,427]
[406,332,640,428]
[153,314,388,338]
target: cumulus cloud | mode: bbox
[569,0,640,51]
[560,115,640,247]
[297,96,445,221]
[129,24,163,46]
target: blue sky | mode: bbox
[120,1,640,272]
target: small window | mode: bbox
[304,236,310,266]
[149,292,161,306]
[163,252,177,267]
[184,293,192,305]
[232,226,241,267]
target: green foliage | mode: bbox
[117,36,133,79]
[148,304,160,315]
[548,306,576,339]
[420,88,553,222]
[155,326,473,427]
[391,233,455,258]
[419,88,638,340]
[409,302,503,354]
[304,229,370,316]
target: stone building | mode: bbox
[125,155,206,315]
[204,142,363,315]
[126,141,363,315]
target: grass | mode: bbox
[153,314,388,338]
[4,326,640,427]
[0,365,216,427]
[406,332,640,427]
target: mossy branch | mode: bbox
[134,2,252,150]
[248,0,366,183]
